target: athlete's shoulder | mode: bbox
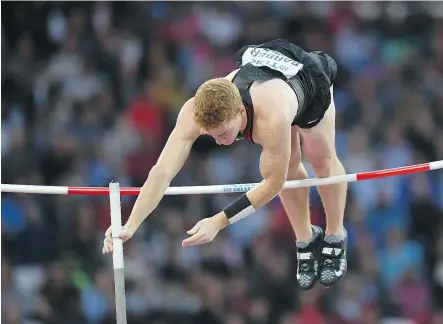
[223,69,240,82]
[176,97,201,137]
[178,97,195,119]
[252,82,294,126]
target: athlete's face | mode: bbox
[206,115,242,146]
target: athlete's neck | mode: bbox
[239,107,248,135]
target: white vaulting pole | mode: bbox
[109,182,127,324]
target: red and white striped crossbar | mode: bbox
[1,160,442,196]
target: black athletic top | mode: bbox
[231,39,336,143]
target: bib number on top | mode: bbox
[241,47,303,79]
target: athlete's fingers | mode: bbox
[187,221,203,235]
[103,240,109,254]
[182,232,206,246]
[190,236,210,246]
[105,236,113,248]
[105,226,112,239]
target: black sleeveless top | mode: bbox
[231,39,333,143]
[231,64,269,143]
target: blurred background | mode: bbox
[2,2,443,324]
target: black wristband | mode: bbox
[223,193,255,224]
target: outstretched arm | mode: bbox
[222,115,291,224]
[248,121,291,206]
[125,99,201,233]
[182,114,291,246]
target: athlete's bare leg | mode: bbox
[282,129,326,291]
[299,85,347,287]
[279,130,312,243]
[299,86,346,237]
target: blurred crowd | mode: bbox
[2,2,443,324]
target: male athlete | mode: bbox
[103,39,348,290]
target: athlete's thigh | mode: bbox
[289,126,302,165]
[299,86,336,161]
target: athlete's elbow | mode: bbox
[145,165,173,188]
[268,174,286,193]
[276,178,287,192]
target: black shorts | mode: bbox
[291,51,338,129]
[234,39,338,129]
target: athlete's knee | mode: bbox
[281,162,308,199]
[287,160,308,180]
[310,153,343,178]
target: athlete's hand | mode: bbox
[182,213,229,246]
[102,225,134,254]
